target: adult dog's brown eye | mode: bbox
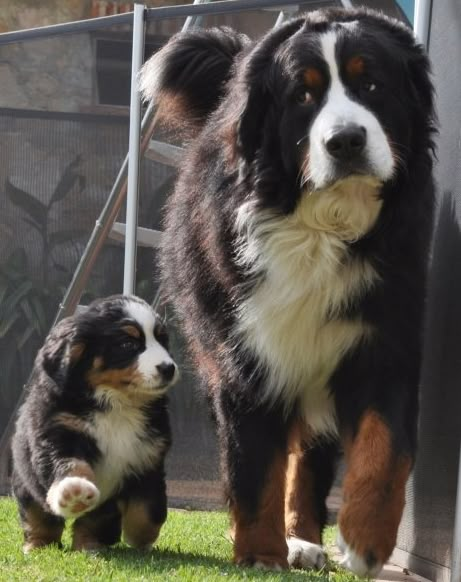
[295,88,313,105]
[361,80,377,93]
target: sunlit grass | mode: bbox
[0,496,361,581]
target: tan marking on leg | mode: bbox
[22,501,64,553]
[232,449,288,569]
[53,413,91,434]
[339,410,412,566]
[121,500,162,550]
[72,519,105,551]
[61,459,96,481]
[285,422,321,544]
[72,503,121,551]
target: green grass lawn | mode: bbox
[0,497,361,581]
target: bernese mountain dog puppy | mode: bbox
[11,295,178,553]
[140,7,435,577]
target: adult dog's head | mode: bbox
[141,8,435,234]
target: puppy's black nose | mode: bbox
[157,362,176,382]
[325,125,366,161]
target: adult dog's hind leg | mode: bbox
[285,422,338,570]
[219,391,289,570]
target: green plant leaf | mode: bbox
[0,339,19,382]
[0,278,10,306]
[49,155,84,206]
[0,310,20,337]
[6,178,48,228]
[0,279,34,318]
[48,229,86,248]
[30,294,48,333]
[22,215,45,235]
[51,261,70,274]
[17,325,36,349]
[20,298,41,335]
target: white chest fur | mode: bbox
[90,402,164,501]
[235,178,381,435]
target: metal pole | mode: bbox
[53,105,157,324]
[414,0,432,49]
[452,451,461,581]
[53,0,211,324]
[123,3,146,295]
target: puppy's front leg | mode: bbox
[46,458,100,519]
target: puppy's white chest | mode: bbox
[91,406,163,501]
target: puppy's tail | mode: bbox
[139,27,250,137]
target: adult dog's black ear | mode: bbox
[234,18,306,164]
[41,318,85,388]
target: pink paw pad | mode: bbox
[47,477,100,518]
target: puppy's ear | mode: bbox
[233,19,305,164]
[41,318,85,388]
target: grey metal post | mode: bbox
[53,105,158,325]
[53,0,210,324]
[414,0,433,48]
[123,2,146,295]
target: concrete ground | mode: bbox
[166,480,432,582]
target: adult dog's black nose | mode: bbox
[157,362,176,382]
[325,125,367,161]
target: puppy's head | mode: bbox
[231,8,435,221]
[42,295,178,403]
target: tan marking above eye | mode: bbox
[303,67,323,89]
[121,325,141,338]
[346,56,365,77]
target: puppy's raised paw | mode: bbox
[47,476,100,518]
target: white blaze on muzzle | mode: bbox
[307,30,394,189]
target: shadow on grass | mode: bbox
[95,546,331,581]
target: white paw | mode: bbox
[287,537,326,570]
[337,531,383,578]
[47,476,100,518]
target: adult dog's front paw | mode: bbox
[337,531,383,578]
[287,537,326,570]
[47,476,100,518]
[235,554,288,571]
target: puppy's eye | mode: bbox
[294,88,313,105]
[120,340,138,351]
[361,80,377,93]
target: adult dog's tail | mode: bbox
[139,27,250,137]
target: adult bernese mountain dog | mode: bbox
[11,295,178,553]
[140,7,435,577]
